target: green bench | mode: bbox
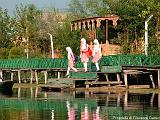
[101,66,122,73]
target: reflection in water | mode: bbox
[81,104,90,120]
[93,106,101,120]
[0,87,160,120]
[67,101,75,120]
[51,109,54,120]
[159,92,160,111]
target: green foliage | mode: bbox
[14,4,42,55]
[8,47,25,59]
[55,17,80,56]
[1,0,160,58]
[29,48,45,58]
[0,48,9,59]
[0,8,13,48]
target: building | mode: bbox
[71,15,121,56]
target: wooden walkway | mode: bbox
[0,55,159,90]
[68,66,160,89]
[39,65,160,91]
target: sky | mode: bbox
[1,0,70,15]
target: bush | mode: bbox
[0,48,9,59]
[8,47,26,59]
[29,48,44,58]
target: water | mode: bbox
[0,87,160,120]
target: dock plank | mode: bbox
[70,72,97,79]
[85,81,123,85]
[40,82,71,92]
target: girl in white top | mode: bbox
[92,39,102,71]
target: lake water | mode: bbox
[0,87,160,120]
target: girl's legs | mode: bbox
[66,67,71,76]
[66,66,78,77]
[83,62,88,72]
[71,67,78,72]
[95,62,100,71]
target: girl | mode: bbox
[92,39,102,72]
[66,47,78,77]
[80,38,90,72]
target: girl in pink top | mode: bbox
[80,38,89,72]
[66,47,78,77]
[92,39,102,72]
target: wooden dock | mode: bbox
[38,65,160,91]
[39,78,73,92]
[68,65,160,89]
[40,84,69,92]
[0,55,159,90]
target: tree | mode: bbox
[14,4,42,58]
[67,0,160,54]
[55,17,80,56]
[0,8,13,48]
[8,47,25,59]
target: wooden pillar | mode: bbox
[74,23,77,30]
[89,20,93,46]
[44,71,48,84]
[71,23,73,31]
[124,91,128,110]
[105,74,109,82]
[86,84,89,89]
[117,73,121,86]
[80,22,83,38]
[0,70,3,80]
[35,70,38,84]
[89,29,93,46]
[97,19,100,28]
[93,20,97,39]
[35,87,38,98]
[117,73,120,82]
[11,72,14,81]
[58,71,60,79]
[158,70,160,89]
[30,87,33,99]
[106,96,109,107]
[105,20,109,44]
[73,80,76,89]
[105,20,109,55]
[85,90,90,98]
[78,22,81,30]
[158,91,160,111]
[150,92,155,108]
[80,31,82,38]
[83,21,85,29]
[18,70,21,83]
[44,92,48,98]
[124,73,128,88]
[117,93,120,107]
[18,87,21,98]
[149,74,155,88]
[30,70,33,84]
[105,73,110,87]
[72,91,75,97]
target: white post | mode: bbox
[26,37,29,59]
[145,14,153,55]
[145,21,148,55]
[48,33,54,59]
